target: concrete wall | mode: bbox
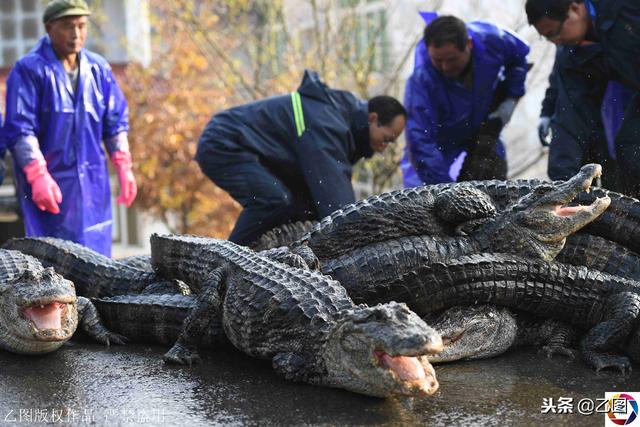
[95,0,150,66]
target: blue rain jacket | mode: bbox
[2,36,128,256]
[196,70,373,219]
[401,20,529,186]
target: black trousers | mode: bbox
[197,154,315,246]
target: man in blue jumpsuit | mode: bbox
[1,0,137,257]
[401,15,530,187]
[526,0,640,198]
[196,70,407,245]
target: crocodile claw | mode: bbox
[163,343,201,366]
[104,333,128,346]
[540,344,576,360]
[88,327,128,347]
[591,354,632,375]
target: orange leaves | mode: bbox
[119,4,242,236]
[118,0,408,235]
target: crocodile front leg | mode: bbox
[163,267,225,365]
[77,297,127,346]
[259,247,310,270]
[540,320,578,360]
[259,245,319,271]
[580,292,640,374]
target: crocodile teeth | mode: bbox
[23,303,64,330]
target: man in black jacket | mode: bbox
[196,70,406,245]
[526,0,640,197]
[538,46,631,189]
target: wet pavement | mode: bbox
[0,341,638,426]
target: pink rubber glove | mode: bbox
[111,151,137,208]
[23,159,62,214]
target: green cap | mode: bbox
[43,0,91,24]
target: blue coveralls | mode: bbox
[401,20,529,187]
[196,70,373,245]
[1,36,129,257]
[551,0,640,197]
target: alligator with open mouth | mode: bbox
[438,177,640,254]
[278,164,640,261]
[93,295,579,371]
[294,164,610,261]
[149,234,443,398]
[0,249,124,355]
[322,164,610,292]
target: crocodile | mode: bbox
[254,212,640,294]
[293,184,498,260]
[321,164,610,293]
[294,164,606,261]
[92,293,225,347]
[149,234,443,398]
[439,178,640,254]
[557,234,640,280]
[0,248,124,354]
[426,305,578,363]
[2,237,189,297]
[363,252,640,372]
[289,164,640,259]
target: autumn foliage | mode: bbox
[121,0,415,236]
[120,5,244,237]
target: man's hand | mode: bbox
[488,98,518,126]
[111,151,137,208]
[538,116,551,147]
[23,159,62,214]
